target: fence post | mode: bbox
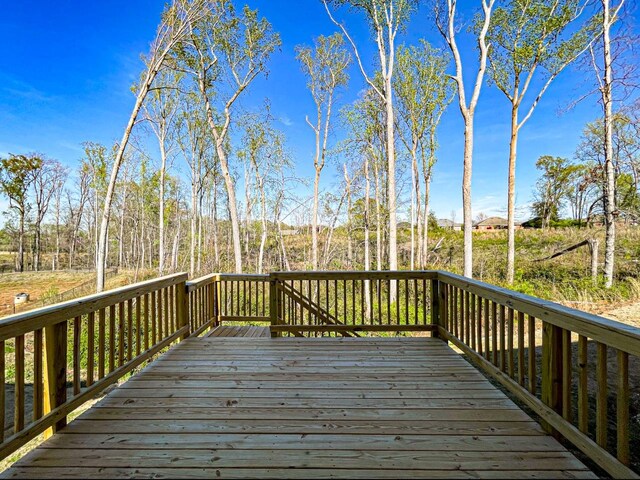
[430,278,440,338]
[176,279,189,339]
[43,322,67,438]
[541,321,563,436]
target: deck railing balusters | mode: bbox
[0,273,189,460]
[596,342,608,448]
[434,270,639,478]
[617,350,630,465]
[0,269,637,478]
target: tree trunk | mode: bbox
[54,194,61,271]
[17,209,25,272]
[258,188,267,274]
[244,165,251,260]
[462,119,474,278]
[196,75,243,274]
[118,180,128,268]
[212,177,220,270]
[506,105,519,284]
[384,74,398,294]
[373,160,383,271]
[217,140,242,273]
[190,181,197,277]
[96,83,151,291]
[158,142,167,275]
[589,238,599,285]
[312,168,321,270]
[602,0,616,288]
[410,146,420,271]
[364,153,371,318]
[344,164,354,269]
[34,220,41,272]
[422,174,431,269]
[197,192,203,274]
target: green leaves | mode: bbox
[486,0,595,101]
[0,154,43,213]
[395,40,454,141]
[296,33,351,107]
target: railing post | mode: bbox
[541,321,563,436]
[212,278,220,327]
[176,279,189,339]
[212,278,218,326]
[269,275,281,338]
[43,322,67,438]
[430,278,440,338]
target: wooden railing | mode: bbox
[186,274,217,336]
[0,273,189,460]
[0,269,638,477]
[186,274,270,336]
[269,271,437,336]
[218,274,270,323]
[435,271,639,479]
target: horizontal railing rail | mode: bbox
[269,271,438,335]
[434,271,639,479]
[0,272,189,460]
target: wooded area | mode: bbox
[0,0,637,293]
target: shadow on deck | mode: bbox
[3,334,594,479]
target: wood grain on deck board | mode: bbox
[4,337,594,479]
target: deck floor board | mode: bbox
[3,336,595,479]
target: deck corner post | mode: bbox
[541,321,563,436]
[176,279,189,340]
[43,321,68,437]
[430,278,441,338]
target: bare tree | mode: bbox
[296,33,351,270]
[142,70,181,275]
[96,0,207,291]
[67,165,90,269]
[178,2,280,273]
[486,0,596,284]
[324,0,416,289]
[51,168,66,271]
[343,89,387,270]
[176,95,213,277]
[436,0,495,278]
[394,40,453,269]
[32,158,65,271]
[598,0,625,287]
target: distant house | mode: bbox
[521,217,542,228]
[437,219,462,231]
[473,216,521,230]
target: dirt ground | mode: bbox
[602,303,640,328]
[0,271,95,316]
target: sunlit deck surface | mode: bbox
[4,335,594,479]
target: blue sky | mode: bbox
[0,1,635,222]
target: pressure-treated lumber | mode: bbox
[5,337,594,479]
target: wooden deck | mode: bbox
[205,325,271,338]
[3,336,595,479]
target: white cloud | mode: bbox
[279,115,293,127]
[58,141,84,154]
